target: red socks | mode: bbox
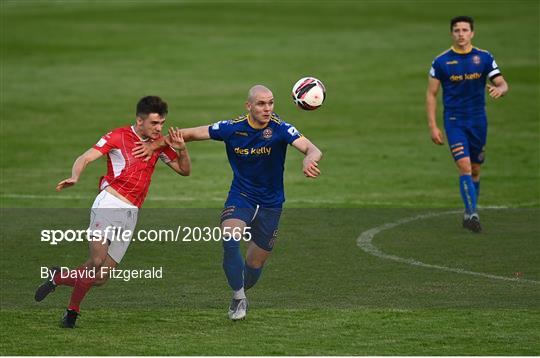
[53,265,97,313]
[68,274,95,312]
[53,266,86,287]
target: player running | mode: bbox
[426,16,509,232]
[134,85,323,320]
[34,96,191,328]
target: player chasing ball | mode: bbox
[134,84,323,320]
[426,16,508,232]
[34,96,191,328]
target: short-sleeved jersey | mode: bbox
[208,113,302,207]
[430,47,501,123]
[93,126,178,208]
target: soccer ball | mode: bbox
[292,77,326,110]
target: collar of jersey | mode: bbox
[131,125,149,142]
[451,45,473,55]
[247,114,269,130]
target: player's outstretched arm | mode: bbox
[133,125,211,161]
[56,148,103,191]
[166,127,191,176]
[292,137,323,178]
[180,126,211,142]
[487,75,509,99]
[426,76,444,145]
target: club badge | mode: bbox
[263,128,273,139]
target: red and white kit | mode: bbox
[93,126,178,207]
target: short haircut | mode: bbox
[450,16,474,31]
[136,96,168,119]
[247,85,272,103]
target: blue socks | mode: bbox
[473,180,480,198]
[459,174,478,215]
[244,264,263,290]
[222,238,265,292]
[222,238,244,291]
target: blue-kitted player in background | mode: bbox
[134,85,323,320]
[426,16,509,232]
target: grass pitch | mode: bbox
[1,208,539,355]
[1,0,539,355]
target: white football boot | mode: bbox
[228,298,248,320]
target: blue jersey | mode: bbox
[208,113,302,207]
[430,47,501,124]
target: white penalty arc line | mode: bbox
[356,210,540,284]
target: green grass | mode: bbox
[1,208,539,355]
[1,0,538,209]
[1,0,539,355]
[2,309,538,355]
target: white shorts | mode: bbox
[88,190,138,263]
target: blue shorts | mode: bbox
[220,193,282,252]
[444,123,487,164]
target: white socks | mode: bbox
[233,287,246,300]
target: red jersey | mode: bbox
[93,126,178,207]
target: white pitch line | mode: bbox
[0,193,340,204]
[2,193,537,207]
[0,193,219,202]
[0,193,413,205]
[0,193,361,205]
[0,193,390,205]
[356,210,540,284]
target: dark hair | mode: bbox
[136,96,168,119]
[450,16,474,31]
